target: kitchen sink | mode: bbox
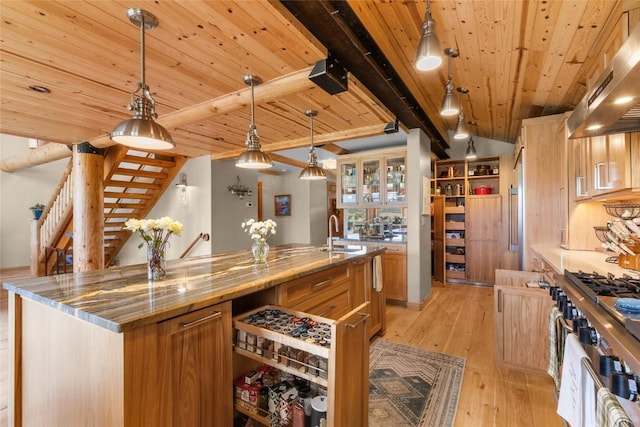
[317,244,365,253]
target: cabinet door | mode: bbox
[384,155,406,205]
[465,195,501,240]
[330,303,370,427]
[466,240,500,283]
[361,158,381,205]
[432,196,445,282]
[157,302,233,427]
[382,248,407,302]
[572,138,590,199]
[353,257,384,338]
[495,285,553,374]
[337,160,358,207]
[591,134,630,195]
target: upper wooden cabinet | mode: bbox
[337,148,407,208]
[568,131,639,201]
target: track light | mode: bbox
[236,75,273,169]
[414,0,443,71]
[440,48,460,116]
[110,9,175,150]
[299,110,327,180]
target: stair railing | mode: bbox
[179,233,210,258]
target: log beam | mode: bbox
[0,68,316,172]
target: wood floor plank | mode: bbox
[383,281,563,427]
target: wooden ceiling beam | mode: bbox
[212,124,383,160]
[1,67,315,172]
[268,153,309,169]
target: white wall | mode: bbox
[406,129,432,305]
[446,132,516,159]
[117,155,213,266]
[0,135,70,268]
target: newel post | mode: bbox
[72,142,105,272]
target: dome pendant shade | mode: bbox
[440,79,459,116]
[414,0,442,71]
[236,75,273,169]
[110,9,174,150]
[466,137,477,159]
[454,112,469,140]
[299,109,326,180]
[415,17,443,71]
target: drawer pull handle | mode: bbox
[319,305,337,317]
[312,278,335,289]
[179,311,222,329]
[497,290,502,313]
[346,312,369,328]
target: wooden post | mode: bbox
[72,142,105,272]
[29,220,44,277]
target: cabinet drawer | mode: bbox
[279,264,350,307]
[291,286,351,319]
[445,221,465,230]
[446,254,465,263]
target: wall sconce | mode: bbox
[176,172,188,188]
[176,172,188,201]
[228,175,252,199]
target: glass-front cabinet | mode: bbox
[361,159,381,205]
[339,160,358,206]
[385,156,406,204]
[337,148,407,208]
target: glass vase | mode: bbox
[147,244,166,280]
[252,241,269,264]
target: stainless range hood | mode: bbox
[567,23,640,139]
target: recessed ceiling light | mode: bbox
[586,124,603,131]
[28,85,51,94]
[613,95,633,105]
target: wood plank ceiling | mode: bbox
[0,0,633,167]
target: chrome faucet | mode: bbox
[328,214,339,251]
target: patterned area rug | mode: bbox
[369,339,466,427]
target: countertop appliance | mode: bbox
[564,269,640,341]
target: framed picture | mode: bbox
[274,194,291,216]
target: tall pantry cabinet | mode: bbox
[432,156,511,285]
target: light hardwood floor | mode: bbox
[0,272,562,426]
[384,280,563,427]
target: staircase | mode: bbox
[35,146,186,275]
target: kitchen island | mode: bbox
[3,244,385,427]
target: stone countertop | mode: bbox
[2,245,384,333]
[531,245,640,278]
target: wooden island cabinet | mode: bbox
[4,245,385,427]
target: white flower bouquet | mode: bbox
[241,218,277,243]
[124,217,183,279]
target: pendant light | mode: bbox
[236,75,273,169]
[414,0,443,71]
[465,137,477,159]
[454,87,470,140]
[465,120,478,159]
[299,110,327,180]
[440,48,460,116]
[110,9,175,150]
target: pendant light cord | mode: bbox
[139,13,146,89]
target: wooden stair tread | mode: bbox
[122,155,176,168]
[113,168,168,179]
[105,180,162,189]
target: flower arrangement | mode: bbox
[241,219,276,263]
[124,217,183,279]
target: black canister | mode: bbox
[310,396,327,427]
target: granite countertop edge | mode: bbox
[3,245,385,333]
